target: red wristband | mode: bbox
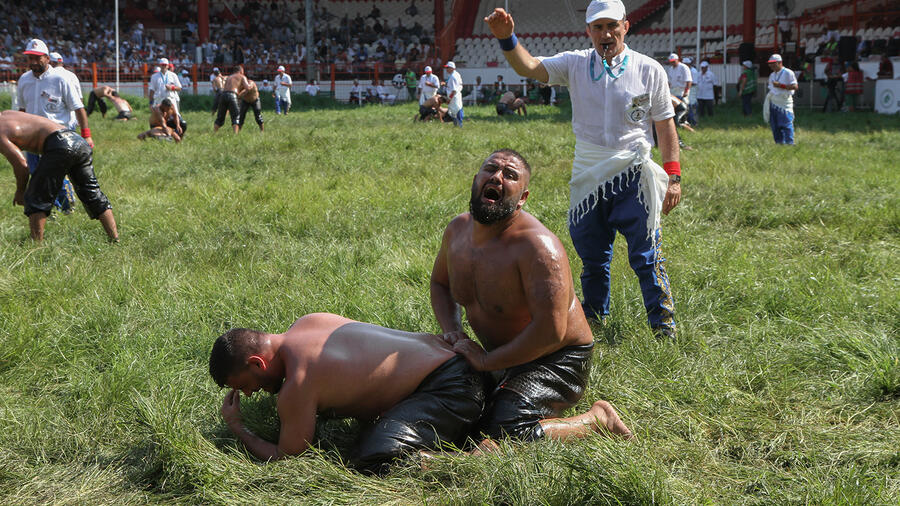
[663,161,681,176]
[81,128,91,138]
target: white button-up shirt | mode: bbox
[17,66,84,129]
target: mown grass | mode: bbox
[0,96,898,504]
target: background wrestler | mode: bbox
[237,79,264,132]
[0,110,118,241]
[214,65,250,134]
[496,90,527,116]
[138,99,181,142]
[86,85,114,118]
[108,91,134,121]
[210,312,485,475]
[415,93,447,122]
[431,149,632,446]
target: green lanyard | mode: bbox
[590,51,629,81]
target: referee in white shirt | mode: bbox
[484,0,682,338]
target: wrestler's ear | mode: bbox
[247,355,268,371]
[517,189,529,209]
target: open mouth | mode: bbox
[482,186,502,202]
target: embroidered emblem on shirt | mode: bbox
[625,93,650,123]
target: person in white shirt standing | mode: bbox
[695,61,719,118]
[666,53,692,103]
[151,58,186,137]
[274,65,292,114]
[417,65,439,105]
[682,56,699,125]
[443,61,463,127]
[764,53,798,145]
[485,0,682,338]
[17,39,91,215]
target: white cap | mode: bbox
[700,60,709,68]
[49,51,63,62]
[682,57,692,64]
[277,65,285,71]
[668,53,679,62]
[158,57,169,65]
[153,66,161,73]
[23,38,49,56]
[181,69,188,74]
[742,60,753,68]
[424,65,432,73]
[585,0,626,23]
[444,61,456,69]
[768,53,783,63]
[213,67,220,72]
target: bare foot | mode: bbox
[590,400,633,439]
[470,438,501,456]
[137,132,147,140]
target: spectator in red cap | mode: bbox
[17,38,92,215]
[418,65,439,105]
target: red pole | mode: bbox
[192,64,198,95]
[852,0,858,36]
[743,0,757,43]
[142,63,148,98]
[435,0,444,35]
[198,0,209,43]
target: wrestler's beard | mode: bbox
[469,184,518,225]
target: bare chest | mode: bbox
[447,242,525,316]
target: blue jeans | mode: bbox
[568,172,675,331]
[768,103,794,144]
[275,98,289,114]
[452,108,464,127]
[741,93,753,116]
[27,152,74,213]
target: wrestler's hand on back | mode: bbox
[441,330,468,345]
[453,338,488,371]
[485,8,514,39]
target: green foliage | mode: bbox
[0,101,898,504]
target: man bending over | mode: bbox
[209,312,485,475]
[431,149,631,445]
[0,110,118,242]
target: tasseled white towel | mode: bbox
[763,91,793,123]
[569,139,669,247]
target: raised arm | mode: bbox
[430,219,466,343]
[485,8,549,83]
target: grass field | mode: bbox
[0,95,898,505]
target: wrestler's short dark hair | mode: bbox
[209,328,263,388]
[488,148,532,176]
[160,98,173,109]
[111,90,119,97]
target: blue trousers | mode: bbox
[452,108,464,127]
[769,104,794,144]
[275,98,289,114]
[27,152,74,213]
[568,172,675,331]
[741,93,753,116]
